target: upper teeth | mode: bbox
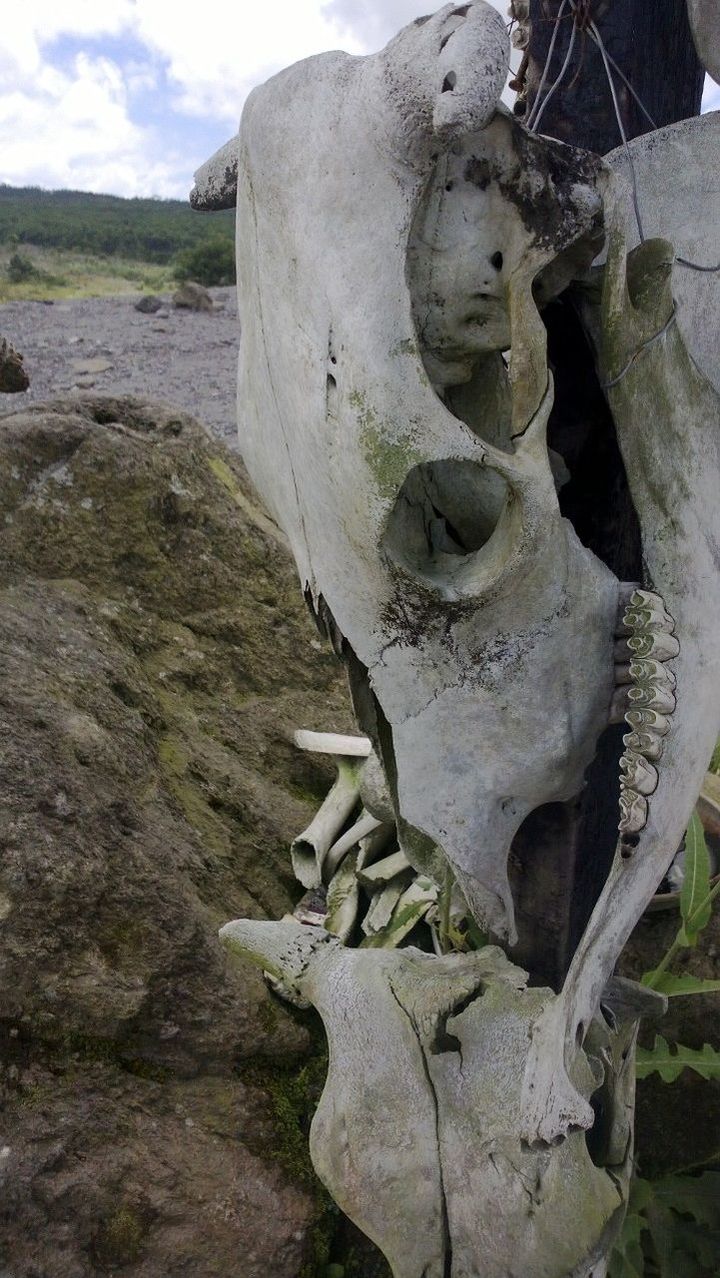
[617,589,677,842]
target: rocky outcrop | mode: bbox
[173,283,213,312]
[0,395,379,1277]
[0,336,29,392]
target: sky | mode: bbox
[1,0,719,201]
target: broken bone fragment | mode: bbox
[220,916,627,1278]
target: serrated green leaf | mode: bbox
[636,1035,720,1082]
[680,810,712,943]
[646,1199,681,1277]
[646,972,720,998]
[609,1208,648,1278]
[654,1172,720,1230]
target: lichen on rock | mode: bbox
[0,394,359,1276]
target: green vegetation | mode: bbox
[0,183,233,262]
[610,811,720,1278]
[173,236,235,287]
[0,183,235,301]
[0,243,173,302]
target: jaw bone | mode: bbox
[520,192,720,1143]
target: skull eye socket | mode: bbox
[382,458,514,591]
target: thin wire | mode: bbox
[603,309,677,389]
[591,16,720,271]
[530,16,577,133]
[566,2,659,131]
[528,1,720,274]
[525,0,569,129]
[586,34,658,131]
[589,16,646,242]
[676,255,720,272]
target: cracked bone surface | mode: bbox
[236,0,615,943]
[221,917,632,1278]
[226,0,720,1270]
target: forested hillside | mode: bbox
[0,185,233,262]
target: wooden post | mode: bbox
[525,0,704,154]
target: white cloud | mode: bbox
[0,49,181,196]
[0,0,716,198]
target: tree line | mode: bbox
[0,185,234,263]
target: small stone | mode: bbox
[70,358,113,375]
[135,294,163,314]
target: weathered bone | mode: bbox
[223,2,720,1267]
[190,136,238,210]
[520,193,720,1144]
[221,916,634,1278]
[291,757,364,888]
[687,0,720,84]
[237,3,615,943]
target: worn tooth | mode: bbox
[619,788,648,835]
[623,606,676,634]
[628,658,677,689]
[620,750,658,796]
[618,582,643,608]
[629,588,673,613]
[614,662,632,686]
[622,729,665,762]
[627,631,680,661]
[625,708,672,735]
[627,684,676,715]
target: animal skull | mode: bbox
[218,0,720,1270]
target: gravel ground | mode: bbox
[0,286,240,445]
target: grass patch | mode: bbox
[0,244,175,302]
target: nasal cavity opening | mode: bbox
[441,71,457,92]
[382,459,509,577]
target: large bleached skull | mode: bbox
[212,1,720,1272]
[235,2,618,944]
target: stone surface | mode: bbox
[134,294,163,314]
[0,394,358,1276]
[0,288,240,443]
[0,337,29,393]
[70,357,114,375]
[173,282,213,312]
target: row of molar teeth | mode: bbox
[616,589,679,846]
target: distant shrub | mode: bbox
[7,252,38,282]
[172,237,235,287]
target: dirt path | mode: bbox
[0,286,240,445]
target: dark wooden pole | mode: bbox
[525,0,704,154]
